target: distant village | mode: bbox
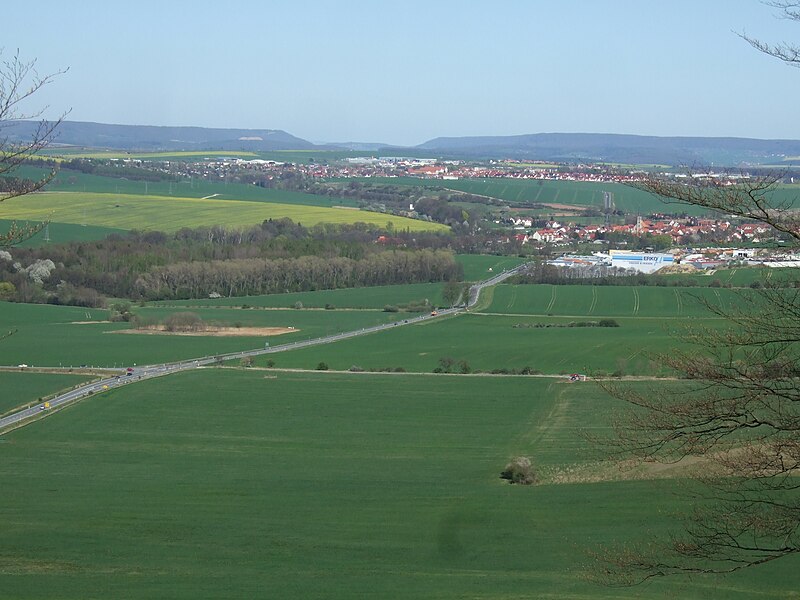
[97,154,799,271]
[505,215,779,246]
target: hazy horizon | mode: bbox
[6,0,800,146]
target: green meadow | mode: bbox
[254,312,702,375]
[17,166,360,208]
[660,266,798,287]
[0,191,444,233]
[350,177,800,215]
[347,176,678,214]
[154,282,446,310]
[0,301,405,368]
[483,283,740,318]
[456,254,529,281]
[0,218,127,246]
[1,369,797,599]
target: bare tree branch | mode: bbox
[739,2,800,67]
[0,49,68,247]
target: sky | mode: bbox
[4,0,800,146]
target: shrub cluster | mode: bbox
[500,457,537,485]
[513,319,619,329]
[489,366,542,375]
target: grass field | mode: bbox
[456,254,529,281]
[0,191,444,233]
[660,266,798,287]
[0,371,92,416]
[254,312,707,375]
[484,284,741,318]
[0,281,734,374]
[0,218,128,246]
[346,176,685,214]
[348,177,800,215]
[153,282,446,310]
[0,301,406,368]
[12,166,361,208]
[1,369,797,599]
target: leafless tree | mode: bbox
[741,1,800,67]
[594,272,800,584]
[594,4,800,584]
[0,49,68,247]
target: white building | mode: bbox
[609,250,675,274]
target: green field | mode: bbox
[347,176,678,214]
[660,266,799,287]
[0,371,92,415]
[2,369,797,599]
[0,302,406,367]
[154,282,445,310]
[456,254,529,281]
[0,282,733,374]
[255,312,705,375]
[0,191,444,234]
[14,166,360,208]
[484,283,740,318]
[349,177,800,216]
[0,218,128,246]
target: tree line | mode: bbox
[0,220,462,304]
[134,249,459,299]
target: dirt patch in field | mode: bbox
[111,326,297,337]
[544,457,707,485]
[540,202,586,211]
[508,203,586,216]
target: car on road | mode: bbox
[430,311,438,316]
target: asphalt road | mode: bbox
[0,264,527,433]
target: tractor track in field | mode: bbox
[588,286,598,315]
[546,286,557,313]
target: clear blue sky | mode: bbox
[5,0,800,146]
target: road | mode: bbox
[0,264,528,433]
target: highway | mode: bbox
[0,264,528,433]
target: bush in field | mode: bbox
[598,319,620,327]
[109,301,134,322]
[164,312,205,332]
[500,457,537,485]
[316,362,329,371]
